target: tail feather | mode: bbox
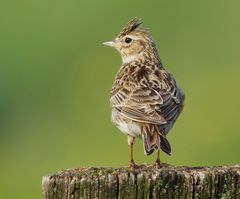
[160,134,171,155]
[142,133,155,155]
[141,124,171,156]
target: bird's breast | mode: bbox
[111,109,142,138]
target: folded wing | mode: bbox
[110,70,183,126]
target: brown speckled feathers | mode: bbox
[106,18,185,158]
[110,60,184,155]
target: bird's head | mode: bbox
[103,18,159,64]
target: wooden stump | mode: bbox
[42,164,240,199]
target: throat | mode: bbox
[121,53,143,64]
[121,51,162,66]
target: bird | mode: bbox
[103,18,185,168]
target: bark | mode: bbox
[42,164,240,199]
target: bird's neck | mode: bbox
[121,49,162,67]
[121,52,144,64]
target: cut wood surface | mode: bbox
[42,164,240,199]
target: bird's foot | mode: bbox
[129,160,138,169]
[154,158,162,169]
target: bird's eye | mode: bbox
[125,37,132,43]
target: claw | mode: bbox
[129,160,138,169]
[155,158,161,169]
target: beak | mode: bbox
[102,41,115,47]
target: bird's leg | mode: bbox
[127,135,138,169]
[155,150,161,168]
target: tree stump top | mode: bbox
[42,164,240,199]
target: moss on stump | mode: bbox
[42,164,240,199]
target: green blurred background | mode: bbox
[0,0,240,198]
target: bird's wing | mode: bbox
[111,87,167,124]
[110,68,184,125]
[155,73,184,123]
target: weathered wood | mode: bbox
[42,164,240,199]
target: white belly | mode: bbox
[111,109,141,138]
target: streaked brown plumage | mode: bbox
[104,18,185,168]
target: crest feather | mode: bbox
[118,18,143,37]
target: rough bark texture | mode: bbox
[42,164,240,199]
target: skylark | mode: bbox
[104,18,185,168]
